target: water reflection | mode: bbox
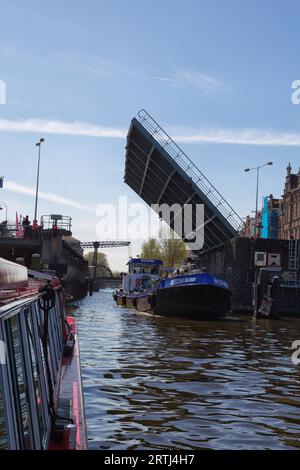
[75,290,300,450]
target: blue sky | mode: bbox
[1,0,300,270]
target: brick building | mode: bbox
[278,163,300,240]
[195,163,300,314]
[243,163,300,240]
[196,236,299,313]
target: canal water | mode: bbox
[74,290,300,450]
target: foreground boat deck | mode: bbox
[49,316,87,450]
[0,279,87,450]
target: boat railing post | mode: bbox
[31,299,52,445]
[0,318,19,449]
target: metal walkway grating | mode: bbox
[137,109,244,233]
[125,109,244,253]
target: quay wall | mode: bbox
[0,236,88,299]
[195,237,299,314]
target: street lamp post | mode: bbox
[34,138,45,223]
[244,162,273,237]
[245,161,273,316]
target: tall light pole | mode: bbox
[244,161,273,237]
[34,138,45,222]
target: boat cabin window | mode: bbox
[6,316,33,449]
[0,289,69,449]
[24,309,48,447]
[150,265,159,275]
[0,381,8,449]
[130,263,160,275]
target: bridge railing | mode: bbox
[137,109,244,233]
[40,215,72,232]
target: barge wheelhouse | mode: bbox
[114,258,162,311]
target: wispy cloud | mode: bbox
[155,68,221,92]
[154,76,182,84]
[0,118,126,138]
[91,58,140,79]
[5,180,95,213]
[55,55,218,92]
[1,117,300,147]
[172,126,300,146]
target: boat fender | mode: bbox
[63,333,75,356]
[133,297,137,308]
[51,422,77,449]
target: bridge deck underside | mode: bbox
[124,119,238,253]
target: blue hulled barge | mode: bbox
[114,259,231,319]
[152,272,231,318]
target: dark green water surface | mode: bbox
[75,290,300,450]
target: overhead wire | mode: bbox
[1,145,35,171]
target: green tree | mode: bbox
[140,238,162,259]
[161,237,187,268]
[141,231,187,268]
[158,226,187,268]
[84,251,113,277]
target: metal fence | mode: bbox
[40,215,72,232]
